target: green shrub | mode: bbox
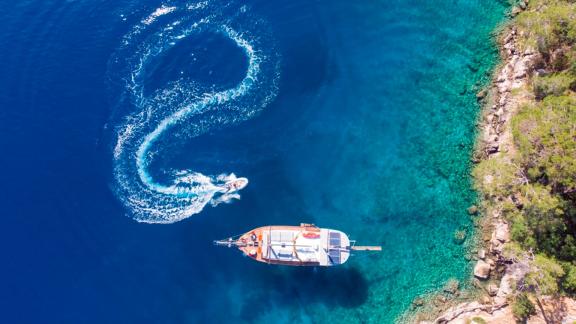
[560,235,576,261]
[561,262,576,293]
[471,317,487,324]
[512,95,576,191]
[525,254,565,295]
[503,242,525,261]
[473,158,518,198]
[509,212,537,250]
[517,2,576,53]
[569,49,576,76]
[512,293,536,322]
[523,185,566,255]
[532,74,573,100]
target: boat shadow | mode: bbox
[239,266,369,321]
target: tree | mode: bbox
[522,185,566,255]
[524,254,565,295]
[512,292,536,323]
[512,96,576,192]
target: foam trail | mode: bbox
[135,27,258,196]
[109,2,278,223]
[142,5,177,25]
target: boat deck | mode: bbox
[238,224,350,266]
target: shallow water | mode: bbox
[0,0,506,322]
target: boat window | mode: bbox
[329,232,341,247]
[328,249,341,265]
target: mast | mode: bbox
[350,246,382,251]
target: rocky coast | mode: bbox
[420,2,576,323]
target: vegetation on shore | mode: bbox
[473,0,576,321]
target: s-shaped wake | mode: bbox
[109,2,279,223]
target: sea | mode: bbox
[0,0,508,322]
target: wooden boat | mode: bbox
[214,223,381,266]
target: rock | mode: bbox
[476,89,487,101]
[467,63,479,72]
[487,143,499,154]
[491,240,504,255]
[513,64,527,79]
[483,230,492,242]
[412,297,425,309]
[502,33,513,45]
[511,7,522,17]
[518,1,527,9]
[480,295,492,304]
[478,249,486,260]
[434,295,448,306]
[467,205,479,215]
[473,278,483,289]
[454,230,467,244]
[487,283,499,297]
[497,274,514,297]
[495,222,509,242]
[443,279,460,295]
[486,114,494,123]
[495,108,504,117]
[474,260,491,280]
[535,68,549,77]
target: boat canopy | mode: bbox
[261,227,349,265]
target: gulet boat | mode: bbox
[214,223,381,266]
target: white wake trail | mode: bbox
[109,2,278,223]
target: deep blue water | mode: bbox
[0,0,507,322]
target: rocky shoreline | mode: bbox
[423,4,576,323]
[421,19,533,324]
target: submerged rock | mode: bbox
[467,205,479,215]
[476,89,487,101]
[474,260,491,279]
[454,230,467,244]
[443,279,460,295]
[412,297,425,309]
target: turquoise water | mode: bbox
[248,2,507,322]
[0,0,507,322]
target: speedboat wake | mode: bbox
[108,1,279,223]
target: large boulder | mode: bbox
[474,260,491,280]
[478,249,486,260]
[495,222,509,242]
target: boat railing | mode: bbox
[214,233,246,248]
[347,239,381,251]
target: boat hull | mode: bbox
[236,224,351,266]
